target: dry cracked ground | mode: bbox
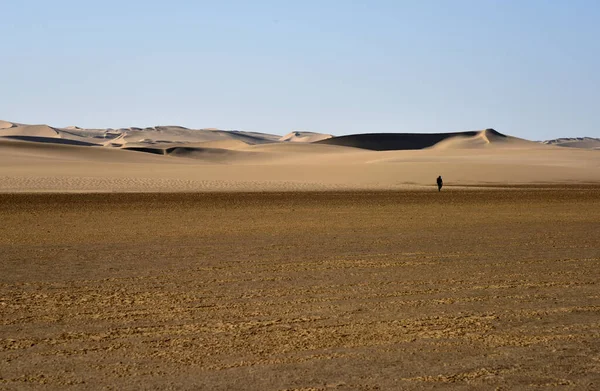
[0,188,599,390]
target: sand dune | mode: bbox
[0,138,173,165]
[1,137,598,192]
[0,121,598,192]
[279,131,333,143]
[0,124,105,146]
[0,123,282,148]
[543,137,600,150]
[0,120,17,129]
[431,128,541,150]
[0,124,61,138]
[317,128,532,150]
[187,139,252,150]
[99,127,277,147]
[2,135,99,146]
[165,146,265,163]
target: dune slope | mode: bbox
[317,129,511,150]
[280,131,333,143]
[1,121,599,192]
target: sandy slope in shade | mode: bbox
[1,134,600,192]
[317,128,527,150]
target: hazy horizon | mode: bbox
[3,1,599,139]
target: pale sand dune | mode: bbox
[0,124,103,146]
[1,135,599,192]
[431,129,541,149]
[1,122,282,148]
[0,120,16,129]
[102,126,281,147]
[1,121,599,192]
[187,139,252,150]
[244,142,361,156]
[279,131,333,143]
[543,137,600,149]
[0,124,61,138]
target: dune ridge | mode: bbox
[0,120,17,129]
[543,137,600,150]
[316,128,532,150]
[280,131,333,143]
[1,120,598,192]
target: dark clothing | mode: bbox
[437,176,443,191]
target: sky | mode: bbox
[2,1,599,140]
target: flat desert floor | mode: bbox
[1,188,599,390]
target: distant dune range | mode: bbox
[542,137,600,149]
[1,120,598,192]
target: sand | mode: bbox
[280,131,333,143]
[543,137,600,150]
[1,120,599,389]
[1,189,599,389]
[1,123,599,193]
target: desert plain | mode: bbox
[0,121,599,390]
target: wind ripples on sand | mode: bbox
[0,176,397,193]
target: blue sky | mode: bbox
[2,1,599,139]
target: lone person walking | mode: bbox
[436,175,443,192]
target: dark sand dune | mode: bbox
[318,128,507,150]
[1,135,100,146]
[121,146,167,155]
[121,145,262,163]
[166,146,261,162]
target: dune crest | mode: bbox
[317,128,530,150]
[280,131,333,143]
[0,120,16,129]
[0,124,60,138]
[431,129,541,150]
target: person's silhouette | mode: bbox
[437,176,443,192]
